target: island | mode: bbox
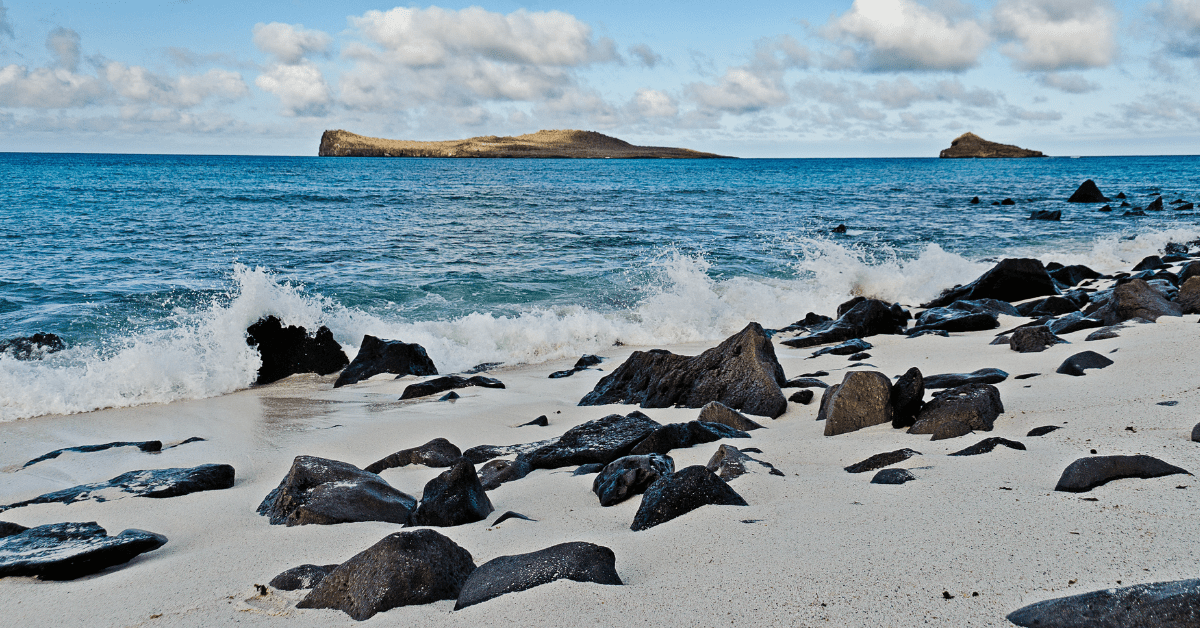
[318,129,729,159]
[938,132,1044,158]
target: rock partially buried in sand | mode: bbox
[477,458,532,491]
[246,316,348,386]
[924,259,1059,308]
[818,371,893,436]
[908,384,1004,438]
[412,458,494,527]
[948,437,1026,456]
[871,469,916,484]
[257,456,415,526]
[1085,326,1122,341]
[1067,179,1111,203]
[1007,578,1200,627]
[630,466,748,531]
[706,444,783,481]
[1027,425,1063,437]
[909,308,999,334]
[1192,423,1200,442]
[810,338,872,358]
[364,438,462,474]
[0,522,167,581]
[790,390,814,404]
[628,421,749,456]
[1056,351,1114,376]
[549,355,604,379]
[297,529,476,621]
[1047,312,1104,336]
[519,415,549,427]
[1054,455,1190,492]
[844,449,922,473]
[333,335,437,387]
[22,439,164,469]
[782,377,829,389]
[523,411,661,469]
[1,464,235,512]
[269,564,339,591]
[592,454,674,506]
[400,375,505,399]
[490,511,535,526]
[923,368,1009,389]
[580,323,788,418]
[454,542,622,610]
[1010,326,1065,353]
[697,401,764,431]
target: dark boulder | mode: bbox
[705,444,783,481]
[454,542,621,610]
[333,335,436,387]
[1047,312,1105,336]
[909,383,1004,437]
[1010,326,1065,353]
[572,463,605,476]
[580,323,788,418]
[782,377,829,389]
[1054,455,1189,492]
[412,458,494,527]
[0,522,28,538]
[549,355,604,379]
[782,300,908,349]
[1192,423,1200,442]
[844,449,921,473]
[930,420,974,440]
[789,389,814,404]
[1029,210,1061,221]
[810,338,872,358]
[2,464,235,513]
[913,309,999,334]
[628,421,749,456]
[23,440,163,469]
[1179,202,1195,210]
[1176,277,1200,314]
[523,411,661,469]
[1007,578,1200,628]
[1028,425,1063,436]
[364,438,462,474]
[257,456,415,527]
[461,439,557,465]
[1067,179,1110,203]
[1132,255,1168,272]
[519,415,549,427]
[1049,264,1102,287]
[400,375,505,400]
[269,564,339,591]
[1147,196,1164,211]
[297,529,476,621]
[890,367,925,428]
[246,316,348,386]
[871,469,916,484]
[0,332,65,360]
[948,437,1026,456]
[778,312,833,333]
[970,196,981,204]
[696,401,764,431]
[924,259,1058,308]
[630,466,747,531]
[817,371,893,436]
[0,522,167,581]
[1017,296,1081,317]
[1001,198,1016,205]
[1085,326,1122,341]
[592,454,674,506]
[1056,351,1114,376]
[477,458,532,491]
[923,368,1008,389]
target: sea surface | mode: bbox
[2,153,1198,421]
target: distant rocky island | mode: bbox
[939,132,1044,158]
[318,129,729,159]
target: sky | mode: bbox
[0,0,1198,157]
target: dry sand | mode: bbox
[2,312,1199,627]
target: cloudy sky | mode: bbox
[1,0,1197,156]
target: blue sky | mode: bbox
[1,0,1198,156]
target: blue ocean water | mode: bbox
[1,153,1198,420]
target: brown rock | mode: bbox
[1094,278,1182,325]
[938,132,1044,158]
[818,371,893,436]
[1177,276,1200,314]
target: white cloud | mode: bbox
[0,1,14,39]
[252,22,332,65]
[685,37,809,115]
[825,0,990,71]
[105,63,249,107]
[629,44,662,68]
[255,62,332,116]
[1151,0,1200,57]
[633,88,677,117]
[993,0,1117,70]
[1038,72,1099,93]
[0,65,107,107]
[794,77,1002,110]
[47,27,82,72]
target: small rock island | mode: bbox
[318,129,729,159]
[939,132,1044,158]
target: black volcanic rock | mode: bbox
[412,458,494,527]
[923,368,1008,389]
[0,522,167,580]
[844,449,922,473]
[549,355,604,378]
[924,259,1059,307]
[523,411,661,469]
[1047,312,1105,336]
[1054,455,1189,492]
[1049,264,1102,287]
[630,466,747,531]
[454,542,621,610]
[257,456,415,526]
[593,454,674,507]
[871,468,916,484]
[948,437,1026,456]
[580,323,788,418]
[1132,255,1168,271]
[1018,296,1082,318]
[909,383,1004,438]
[910,308,999,334]
[0,332,65,360]
[1009,326,1065,353]
[809,338,873,358]
[1056,351,1114,376]
[817,371,893,436]
[297,529,476,620]
[1027,425,1063,437]
[1007,578,1200,628]
[246,316,348,385]
[705,444,782,481]
[334,335,437,387]
[2,464,235,513]
[364,438,462,474]
[628,421,749,456]
[269,564,339,591]
[891,367,925,428]
[1147,196,1165,211]
[789,389,814,404]
[1092,279,1182,325]
[477,458,532,491]
[1067,179,1110,203]
[782,300,908,349]
[400,375,505,399]
[23,440,163,469]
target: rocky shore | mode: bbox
[318,129,729,159]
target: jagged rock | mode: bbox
[832,224,848,233]
[782,300,908,349]
[477,458,532,491]
[913,309,999,334]
[844,449,921,473]
[1018,296,1081,317]
[2,464,235,513]
[810,338,872,358]
[364,438,462,474]
[705,444,783,481]
[297,529,476,621]
[519,415,549,427]
[246,316,348,386]
[1029,210,1061,221]
[258,456,415,527]
[696,401,764,431]
[1050,264,1102,287]
[1028,425,1062,436]
[948,298,1022,316]
[782,377,829,388]
[412,458,494,527]
[630,466,747,531]
[939,132,1043,158]
[909,384,1004,438]
[818,371,893,436]
[923,368,1008,389]
[871,469,916,484]
[0,522,167,580]
[1179,202,1195,210]
[1007,578,1200,628]
[580,323,787,418]
[1057,351,1114,376]
[1054,455,1189,492]
[523,412,661,469]
[0,332,65,360]
[400,375,505,399]
[891,367,925,428]
[1147,196,1164,211]
[269,564,339,591]
[925,259,1059,307]
[461,440,556,465]
[629,421,749,456]
[1176,277,1200,314]
[948,437,1026,456]
[1086,326,1122,341]
[1116,192,1127,199]
[333,335,437,387]
[1067,179,1110,203]
[490,511,535,526]
[789,390,814,404]
[1048,312,1105,336]
[454,542,621,610]
[1010,326,1065,353]
[779,312,833,333]
[1133,255,1169,271]
[22,440,164,468]
[593,454,674,506]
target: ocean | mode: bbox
[1,152,1197,421]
